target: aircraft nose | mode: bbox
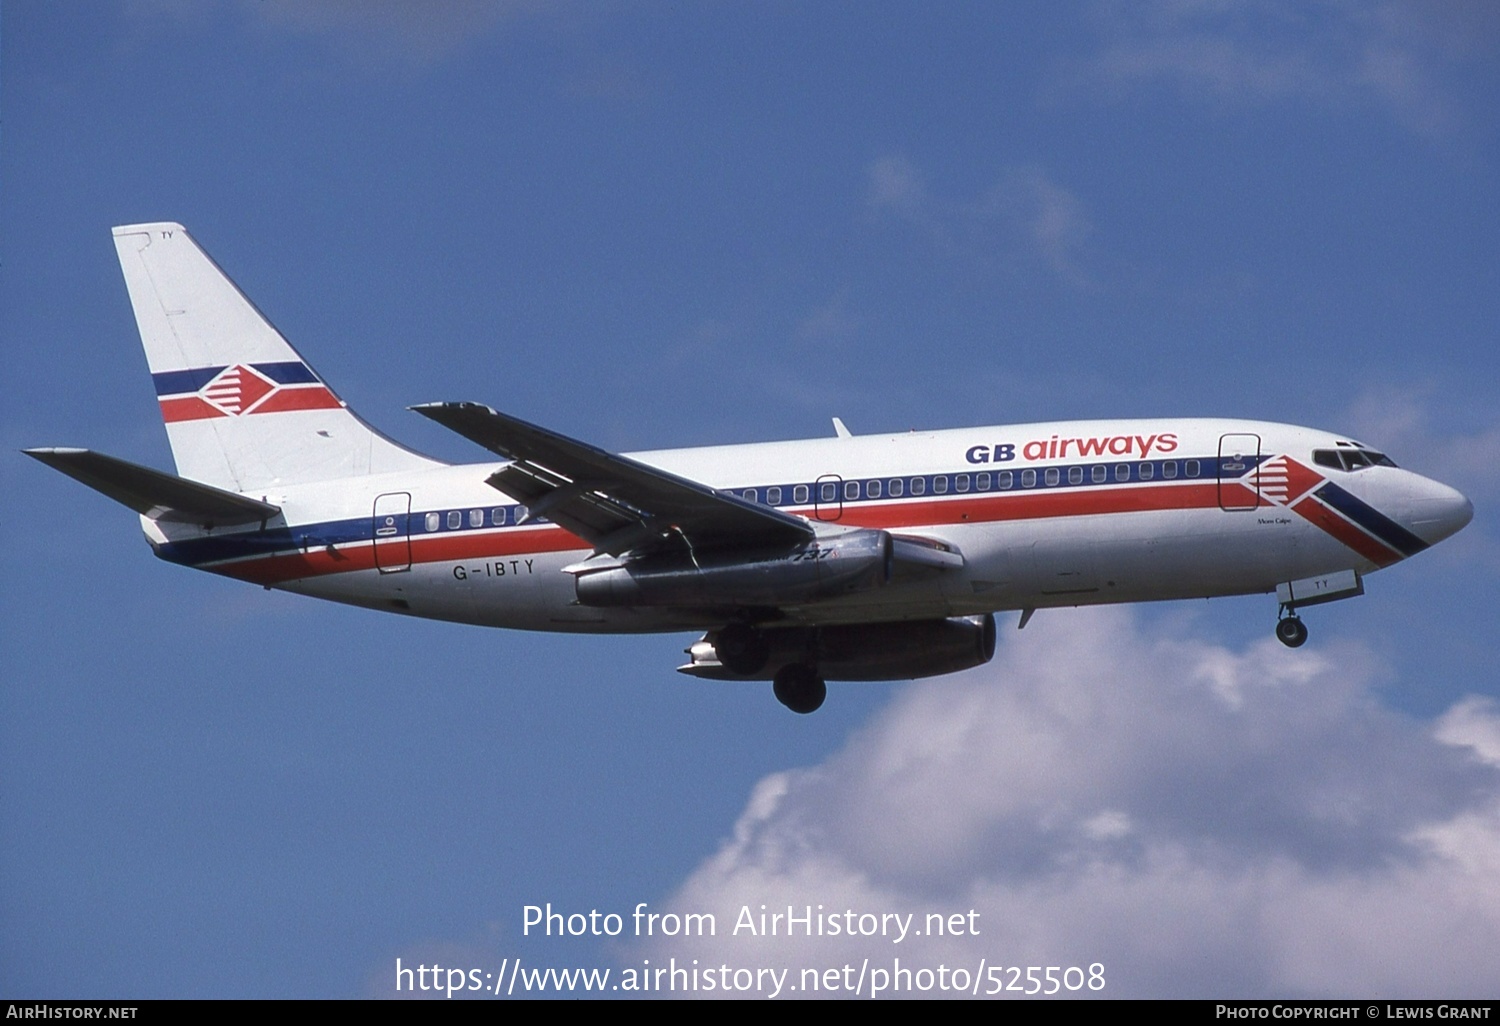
[1405,476,1473,545]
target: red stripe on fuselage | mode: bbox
[206,482,1235,586]
[1288,494,1402,568]
[212,524,589,585]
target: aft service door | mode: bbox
[373,492,412,573]
[1217,433,1261,511]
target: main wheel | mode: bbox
[1275,616,1308,648]
[772,664,826,714]
[714,622,771,675]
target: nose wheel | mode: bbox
[1275,615,1308,648]
[773,664,826,714]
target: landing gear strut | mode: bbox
[773,664,826,714]
[1275,614,1308,648]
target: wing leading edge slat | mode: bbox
[411,402,814,555]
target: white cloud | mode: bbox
[865,156,931,225]
[639,607,1500,997]
[1339,387,1500,574]
[1069,0,1480,137]
[1342,386,1500,507]
[866,158,1095,286]
[796,294,859,347]
[245,0,547,66]
[983,167,1095,284]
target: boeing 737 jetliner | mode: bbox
[26,224,1474,712]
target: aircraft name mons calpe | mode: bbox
[26,223,1475,713]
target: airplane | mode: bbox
[26,223,1474,714]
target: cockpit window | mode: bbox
[1313,448,1397,472]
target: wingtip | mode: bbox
[409,401,497,417]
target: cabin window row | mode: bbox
[737,459,1204,506]
[417,459,1210,531]
[424,505,530,532]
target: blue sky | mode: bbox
[3,1,1499,999]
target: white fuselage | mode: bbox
[141,417,1473,634]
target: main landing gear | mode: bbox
[773,663,826,714]
[1275,612,1308,648]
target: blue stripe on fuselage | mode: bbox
[1312,482,1429,558]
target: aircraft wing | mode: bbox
[24,448,281,527]
[411,402,815,555]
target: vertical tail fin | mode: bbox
[112,222,440,492]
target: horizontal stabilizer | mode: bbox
[24,448,281,527]
[411,402,813,554]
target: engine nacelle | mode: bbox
[573,529,893,608]
[681,614,998,682]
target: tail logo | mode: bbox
[154,360,342,423]
[202,364,276,415]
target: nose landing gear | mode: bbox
[1275,614,1308,648]
[1272,570,1363,648]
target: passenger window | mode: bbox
[1115,464,1130,482]
[742,489,758,503]
[425,512,440,532]
[1068,466,1083,485]
[516,505,528,521]
[845,481,860,500]
[1139,463,1154,481]
[469,509,484,528]
[910,478,926,496]
[1044,468,1060,486]
[977,472,991,491]
[1185,460,1200,477]
[767,486,782,505]
[1092,465,1107,483]
[794,484,809,504]
[866,479,882,499]
[820,482,837,502]
[955,474,970,493]
[933,476,948,495]
[997,471,1012,489]
[889,479,903,498]
[1021,469,1036,488]
[1162,462,1177,479]
[447,511,462,529]
[492,508,506,526]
